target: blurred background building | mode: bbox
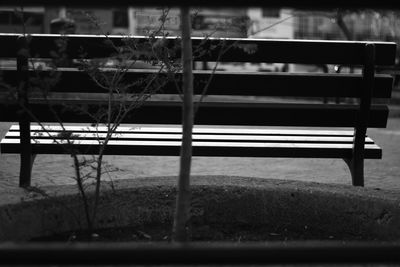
[0,6,45,33]
[247,8,294,39]
[0,6,399,75]
[1,6,399,43]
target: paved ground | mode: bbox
[0,116,399,196]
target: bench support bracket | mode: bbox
[344,43,376,187]
[343,158,364,186]
[19,153,36,188]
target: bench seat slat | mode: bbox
[4,131,375,144]
[1,138,381,148]
[1,125,382,159]
[0,138,382,159]
[10,124,357,136]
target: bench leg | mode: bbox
[343,158,364,187]
[19,154,36,188]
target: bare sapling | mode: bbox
[173,6,194,242]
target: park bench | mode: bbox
[0,33,396,188]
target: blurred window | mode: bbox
[27,13,44,26]
[10,12,22,24]
[313,17,324,38]
[113,9,128,27]
[0,11,43,26]
[0,12,10,24]
[262,8,280,18]
[297,16,309,39]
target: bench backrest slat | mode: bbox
[0,34,397,65]
[0,101,389,128]
[0,70,394,99]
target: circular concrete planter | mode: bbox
[1,176,400,241]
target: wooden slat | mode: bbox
[3,131,375,144]
[10,124,357,136]
[0,101,389,127]
[0,34,396,65]
[1,138,379,148]
[0,124,381,159]
[0,138,382,159]
[0,69,394,98]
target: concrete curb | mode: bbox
[1,176,400,241]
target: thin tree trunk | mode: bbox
[173,6,193,242]
[336,10,353,41]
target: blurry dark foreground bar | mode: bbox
[1,242,400,265]
[0,0,399,8]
